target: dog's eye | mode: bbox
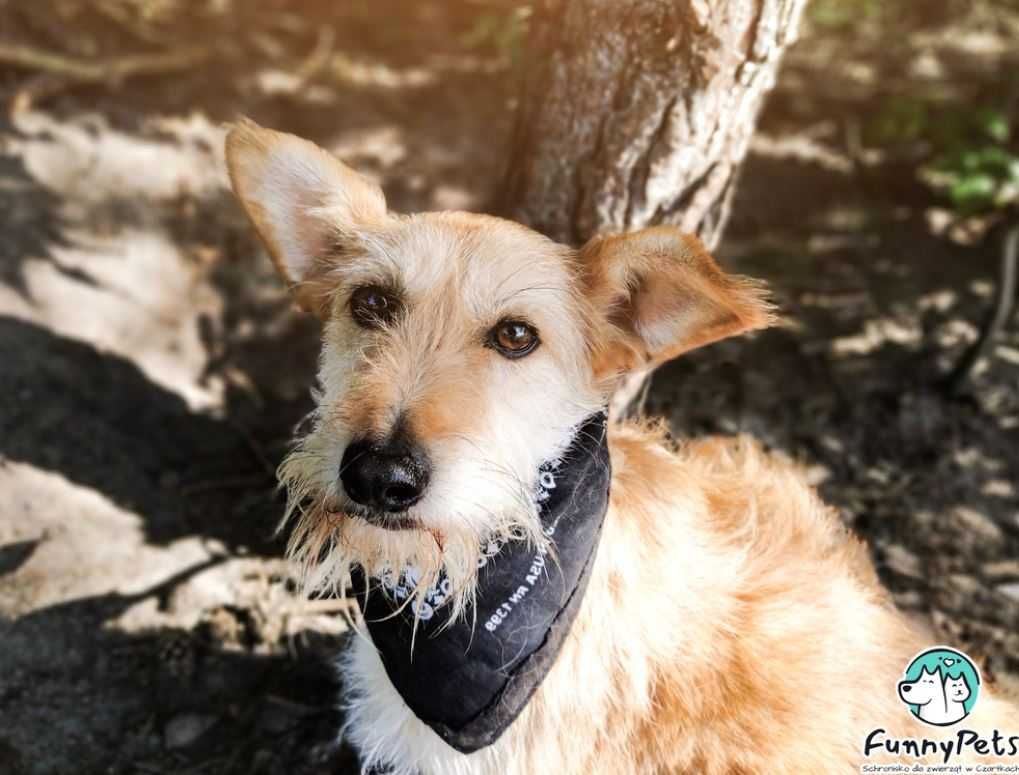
[350,285,400,328]
[489,320,539,359]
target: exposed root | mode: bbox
[0,43,210,81]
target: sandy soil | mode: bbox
[0,2,1017,773]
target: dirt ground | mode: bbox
[1,2,1017,773]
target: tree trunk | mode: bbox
[500,0,807,416]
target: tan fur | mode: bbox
[462,430,1019,774]
[225,122,1019,775]
[582,228,776,381]
[226,119,388,316]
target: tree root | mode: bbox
[2,43,210,112]
[0,42,209,82]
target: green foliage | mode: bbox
[809,0,882,30]
[812,0,1019,214]
[928,107,1018,214]
[933,144,1019,214]
[868,97,1018,214]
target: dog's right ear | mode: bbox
[225,120,388,317]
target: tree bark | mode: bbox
[500,0,807,415]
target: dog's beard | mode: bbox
[276,428,550,622]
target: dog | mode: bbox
[899,666,949,725]
[225,121,1019,774]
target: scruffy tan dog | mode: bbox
[226,121,1018,775]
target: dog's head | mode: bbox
[898,666,943,708]
[226,121,773,609]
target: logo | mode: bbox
[862,645,1018,766]
[897,646,980,727]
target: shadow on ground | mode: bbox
[0,580,354,775]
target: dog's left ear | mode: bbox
[225,119,388,317]
[581,226,775,379]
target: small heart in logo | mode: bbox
[944,658,956,666]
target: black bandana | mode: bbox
[350,411,611,754]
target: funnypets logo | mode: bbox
[898,647,980,726]
[863,647,1019,770]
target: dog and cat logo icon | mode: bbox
[862,646,1019,765]
[897,647,980,727]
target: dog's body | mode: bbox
[225,122,1019,774]
[342,428,1017,774]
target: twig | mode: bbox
[287,598,357,615]
[8,73,66,113]
[0,43,210,84]
[132,763,169,774]
[92,0,166,45]
[944,217,1019,394]
[265,694,320,714]
[293,27,335,86]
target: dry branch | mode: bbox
[0,43,209,84]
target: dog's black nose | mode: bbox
[340,434,431,514]
[900,684,911,693]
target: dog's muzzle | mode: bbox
[350,411,611,753]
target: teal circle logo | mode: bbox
[897,647,980,726]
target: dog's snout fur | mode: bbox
[340,430,431,517]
